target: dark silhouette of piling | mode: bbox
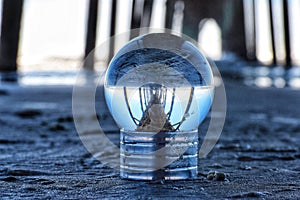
[0,0,23,72]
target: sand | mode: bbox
[0,71,299,199]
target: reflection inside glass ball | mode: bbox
[105,84,213,132]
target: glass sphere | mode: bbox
[104,33,214,133]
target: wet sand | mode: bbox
[0,74,299,199]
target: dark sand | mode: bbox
[0,73,299,199]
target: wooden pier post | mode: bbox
[0,0,24,72]
[243,0,256,60]
[269,0,277,65]
[283,0,291,67]
[108,0,117,63]
[182,0,247,58]
[221,0,247,58]
[165,0,176,29]
[84,0,99,70]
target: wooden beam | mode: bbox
[221,0,247,58]
[243,0,256,60]
[165,0,176,29]
[269,0,276,65]
[84,0,99,70]
[0,0,23,72]
[131,0,143,29]
[283,0,291,67]
[130,0,144,38]
[108,0,117,63]
[140,0,153,28]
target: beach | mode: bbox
[0,69,299,199]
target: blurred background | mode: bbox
[0,0,299,87]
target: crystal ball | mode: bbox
[104,33,214,133]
